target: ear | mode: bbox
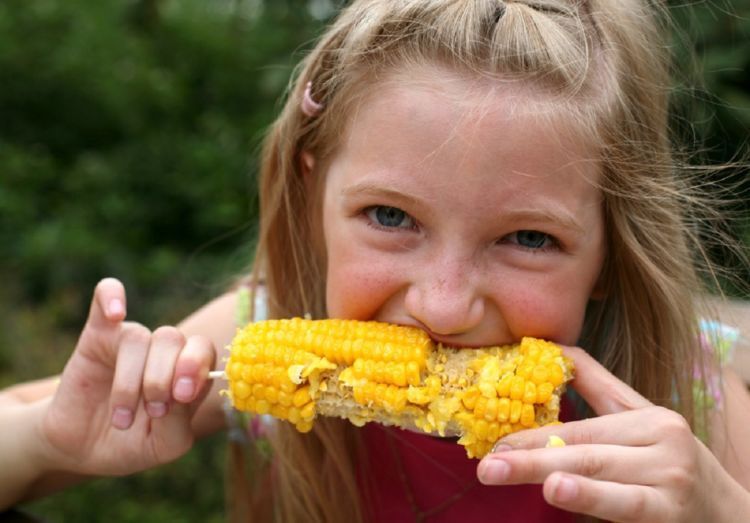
[300,150,315,177]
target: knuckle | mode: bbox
[565,345,586,357]
[652,407,691,440]
[121,322,152,344]
[142,376,171,399]
[578,448,604,478]
[661,460,697,494]
[608,382,641,411]
[518,450,540,480]
[186,334,212,349]
[152,325,185,346]
[115,380,142,400]
[627,489,648,522]
[567,422,594,446]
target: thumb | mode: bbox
[86,278,127,331]
[74,278,128,364]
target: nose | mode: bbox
[403,255,485,337]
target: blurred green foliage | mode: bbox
[1,0,329,520]
[0,0,747,521]
[668,0,750,292]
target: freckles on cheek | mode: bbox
[502,290,584,345]
[326,264,398,320]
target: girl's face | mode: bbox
[320,71,605,347]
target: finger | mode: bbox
[543,471,665,523]
[142,326,185,419]
[86,278,127,331]
[172,335,216,409]
[495,408,667,450]
[145,336,216,460]
[478,444,659,486]
[564,346,652,415]
[110,323,151,430]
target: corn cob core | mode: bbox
[224,318,574,459]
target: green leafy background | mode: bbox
[0,1,747,520]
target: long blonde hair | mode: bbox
[236,1,723,521]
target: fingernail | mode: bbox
[108,299,124,317]
[174,377,195,401]
[491,443,513,453]
[553,474,578,503]
[146,401,168,418]
[478,459,510,484]
[111,407,134,429]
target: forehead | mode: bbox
[329,66,601,200]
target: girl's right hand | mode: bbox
[38,278,216,477]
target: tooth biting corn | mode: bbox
[224,318,574,458]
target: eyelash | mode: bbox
[362,205,418,232]
[500,230,560,252]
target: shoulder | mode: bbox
[711,367,750,489]
[179,291,241,351]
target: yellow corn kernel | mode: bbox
[523,381,537,404]
[536,382,554,404]
[475,419,489,441]
[516,363,534,379]
[495,374,512,397]
[531,364,550,385]
[520,403,536,427]
[546,435,566,448]
[293,386,311,408]
[232,380,251,400]
[461,388,479,410]
[548,364,565,387]
[497,397,510,422]
[510,399,523,423]
[255,399,271,415]
[484,397,499,421]
[296,420,313,433]
[487,421,500,442]
[509,376,525,401]
[300,402,315,421]
[474,396,488,419]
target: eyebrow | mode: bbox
[342,181,587,235]
[341,182,424,209]
[503,208,586,235]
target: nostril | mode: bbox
[404,283,485,338]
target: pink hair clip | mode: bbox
[301,81,324,117]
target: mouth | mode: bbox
[421,327,507,349]
[386,319,514,349]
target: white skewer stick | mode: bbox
[208,370,227,380]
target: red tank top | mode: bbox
[359,400,577,522]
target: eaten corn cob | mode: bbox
[224,318,573,458]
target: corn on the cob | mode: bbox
[224,318,574,458]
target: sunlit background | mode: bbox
[1,0,747,520]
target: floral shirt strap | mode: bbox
[692,319,741,442]
[699,319,739,366]
[224,282,275,447]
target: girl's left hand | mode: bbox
[477,346,750,522]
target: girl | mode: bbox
[2,0,750,521]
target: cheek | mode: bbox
[499,278,589,345]
[325,240,403,320]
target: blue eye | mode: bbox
[365,206,415,229]
[507,230,555,250]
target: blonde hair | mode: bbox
[237,1,724,521]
